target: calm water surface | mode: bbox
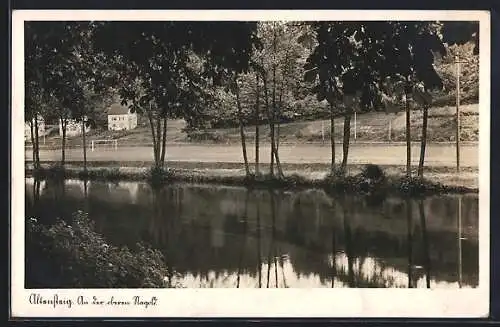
[25,178,479,289]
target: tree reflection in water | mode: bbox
[236,189,249,288]
[150,185,179,287]
[256,190,262,288]
[25,179,479,289]
[406,198,413,288]
[458,196,462,288]
[330,197,337,288]
[266,190,274,288]
[418,199,431,288]
[341,195,355,288]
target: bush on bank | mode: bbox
[26,211,172,288]
[27,163,476,196]
[78,168,123,181]
[32,164,67,180]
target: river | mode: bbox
[25,178,479,289]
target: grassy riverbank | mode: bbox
[25,161,478,195]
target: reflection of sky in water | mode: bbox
[25,178,479,289]
[173,252,472,289]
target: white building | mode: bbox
[24,115,46,141]
[107,104,138,131]
[59,118,90,137]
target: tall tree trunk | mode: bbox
[340,113,352,173]
[262,72,283,178]
[81,117,87,174]
[269,118,275,176]
[60,117,67,167]
[235,81,250,176]
[272,130,284,178]
[155,114,162,168]
[417,105,429,178]
[329,103,336,174]
[34,115,40,169]
[34,72,43,169]
[405,93,412,178]
[160,117,167,167]
[146,108,159,167]
[29,120,37,170]
[277,79,285,154]
[262,71,274,177]
[270,122,276,175]
[255,74,260,176]
[271,27,284,178]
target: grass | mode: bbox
[26,162,478,196]
[30,103,479,148]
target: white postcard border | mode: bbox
[11,9,491,318]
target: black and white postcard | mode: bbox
[11,9,491,318]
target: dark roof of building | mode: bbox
[107,103,130,115]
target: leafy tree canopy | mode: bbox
[304,21,447,113]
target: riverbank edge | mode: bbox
[24,161,479,195]
[25,140,479,150]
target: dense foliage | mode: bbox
[26,211,172,288]
[25,20,479,179]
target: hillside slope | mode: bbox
[34,104,479,147]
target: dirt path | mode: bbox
[28,143,478,167]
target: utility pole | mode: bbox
[321,120,325,144]
[455,56,466,173]
[388,119,392,142]
[457,196,463,288]
[354,111,357,142]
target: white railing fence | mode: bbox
[91,139,118,152]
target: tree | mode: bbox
[441,21,479,55]
[25,78,43,170]
[305,22,385,174]
[254,72,261,175]
[25,22,57,170]
[25,21,90,167]
[231,76,251,176]
[380,22,446,178]
[49,22,107,169]
[306,21,447,177]
[251,23,283,178]
[93,21,259,170]
[68,23,114,174]
[413,84,433,177]
[252,22,310,178]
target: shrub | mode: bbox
[397,176,445,195]
[147,166,175,187]
[187,130,227,143]
[361,164,386,183]
[26,211,172,288]
[32,167,46,180]
[79,168,123,181]
[38,164,67,181]
[284,173,309,188]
